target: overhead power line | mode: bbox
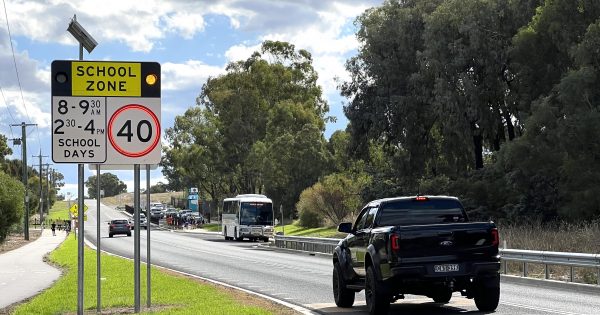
[2,0,41,150]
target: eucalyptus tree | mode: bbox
[342,0,444,193]
[164,41,331,215]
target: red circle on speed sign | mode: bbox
[108,104,160,158]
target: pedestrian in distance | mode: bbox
[51,221,56,236]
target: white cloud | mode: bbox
[161,60,224,91]
[224,43,261,62]
[1,88,51,128]
[164,12,206,39]
[3,1,377,52]
[0,27,52,129]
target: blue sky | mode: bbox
[0,0,381,197]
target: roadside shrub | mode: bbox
[296,172,367,227]
[0,170,25,242]
[296,184,324,228]
[298,208,322,228]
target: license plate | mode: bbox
[434,264,460,272]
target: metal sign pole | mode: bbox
[146,164,151,308]
[77,40,85,315]
[134,164,141,313]
[77,163,84,315]
[96,164,101,312]
[280,204,284,235]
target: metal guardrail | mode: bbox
[274,235,600,285]
[274,235,341,254]
[500,248,600,285]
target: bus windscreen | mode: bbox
[240,202,273,226]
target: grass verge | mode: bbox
[202,223,221,232]
[12,235,293,315]
[275,221,345,238]
[47,200,70,222]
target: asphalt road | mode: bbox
[84,200,600,314]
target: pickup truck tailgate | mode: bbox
[394,222,497,261]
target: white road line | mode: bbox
[501,301,584,315]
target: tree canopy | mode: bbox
[0,170,24,242]
[342,0,600,221]
[85,173,127,198]
[162,41,331,216]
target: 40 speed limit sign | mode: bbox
[51,60,161,164]
[107,98,160,163]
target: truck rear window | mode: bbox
[378,199,467,226]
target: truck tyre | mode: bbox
[365,265,390,315]
[431,289,452,303]
[474,274,500,312]
[333,262,355,307]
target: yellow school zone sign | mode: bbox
[71,61,142,96]
[69,203,89,216]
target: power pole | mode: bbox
[11,122,37,240]
[32,152,48,225]
[33,163,53,220]
[46,165,53,217]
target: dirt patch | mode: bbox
[101,192,185,208]
[0,230,42,254]
[62,304,178,314]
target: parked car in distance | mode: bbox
[150,202,164,210]
[190,212,204,223]
[150,207,163,219]
[108,219,131,237]
[130,213,147,230]
[332,195,500,315]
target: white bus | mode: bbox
[222,194,274,242]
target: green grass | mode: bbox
[12,235,277,315]
[202,223,221,232]
[47,201,70,222]
[274,221,345,238]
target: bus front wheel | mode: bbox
[234,228,243,241]
[224,227,231,241]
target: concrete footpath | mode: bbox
[0,229,66,309]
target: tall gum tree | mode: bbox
[164,41,330,216]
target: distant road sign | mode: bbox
[69,203,89,215]
[51,60,161,164]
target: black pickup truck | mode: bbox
[333,196,500,314]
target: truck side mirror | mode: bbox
[338,222,353,233]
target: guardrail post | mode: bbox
[570,266,574,282]
[545,264,549,279]
[597,268,599,285]
[503,260,507,275]
[523,262,528,277]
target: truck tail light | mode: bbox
[491,228,499,247]
[390,234,400,251]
